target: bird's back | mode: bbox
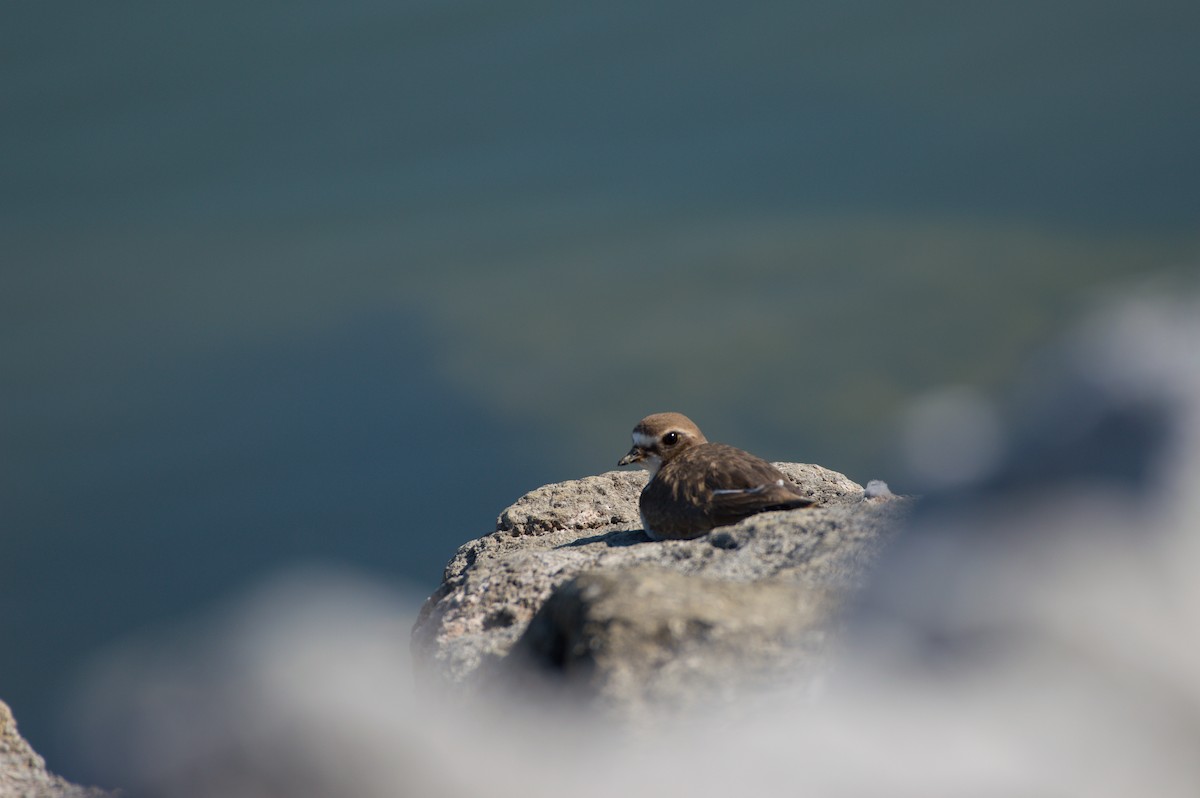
[640,442,813,539]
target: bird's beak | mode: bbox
[618,446,645,467]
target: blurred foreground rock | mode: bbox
[411,462,909,711]
[0,700,112,798]
[58,290,1200,797]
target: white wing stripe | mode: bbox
[710,479,786,497]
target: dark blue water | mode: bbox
[1,310,563,771]
[3,0,1199,783]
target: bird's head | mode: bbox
[617,412,708,476]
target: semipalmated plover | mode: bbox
[618,412,814,540]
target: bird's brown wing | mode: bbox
[690,443,814,527]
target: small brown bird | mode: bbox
[617,412,814,540]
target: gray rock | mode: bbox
[856,291,1200,670]
[505,566,835,715]
[0,699,114,798]
[411,462,909,709]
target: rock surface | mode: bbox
[411,462,909,710]
[506,566,836,714]
[0,699,112,798]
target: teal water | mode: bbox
[2,0,1199,782]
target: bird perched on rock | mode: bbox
[618,412,814,540]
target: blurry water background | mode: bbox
[2,0,1198,780]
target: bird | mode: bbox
[617,412,814,540]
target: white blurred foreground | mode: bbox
[71,291,1200,797]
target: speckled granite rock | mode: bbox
[411,463,909,709]
[0,699,113,798]
[505,566,837,714]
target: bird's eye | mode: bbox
[663,431,679,446]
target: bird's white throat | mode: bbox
[638,455,663,477]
